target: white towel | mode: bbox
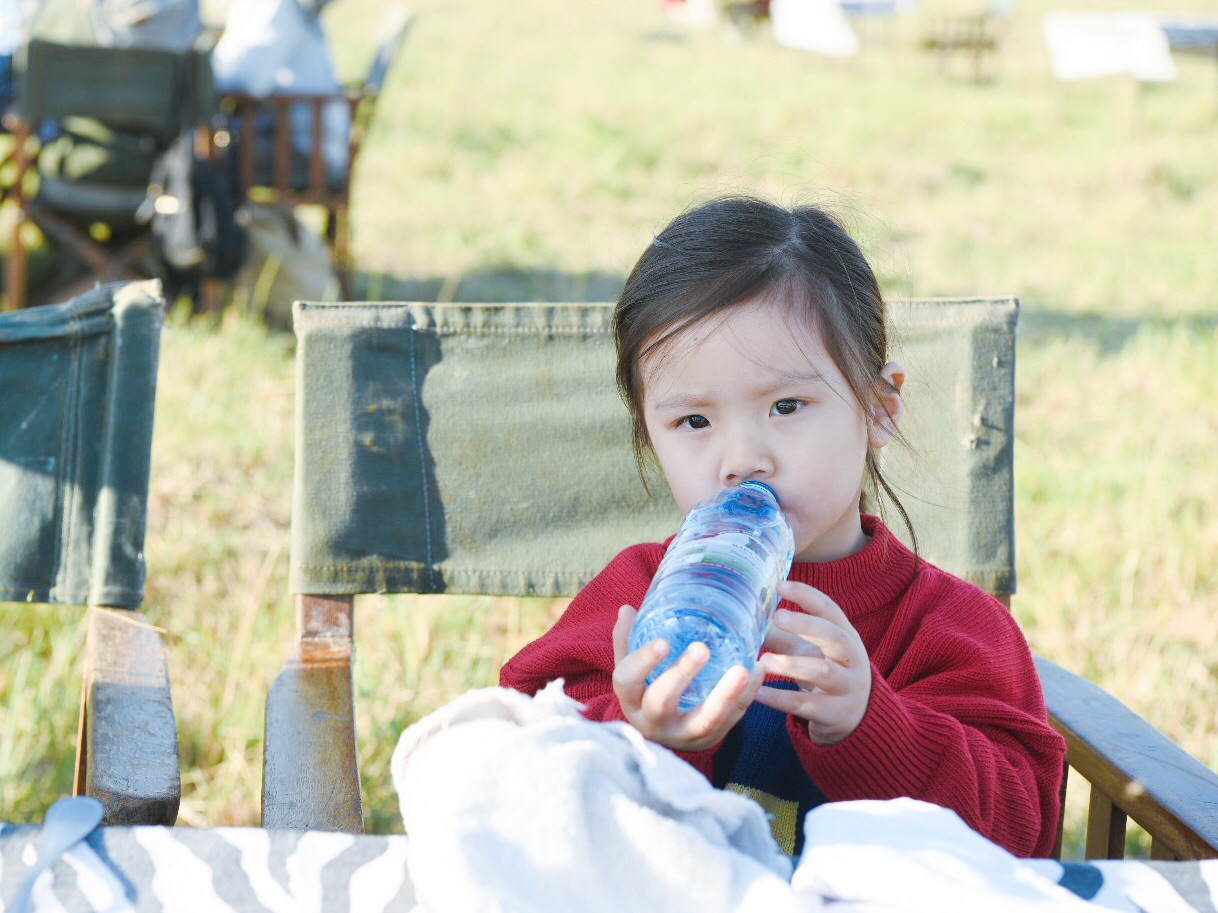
[390,687,1213,913]
[794,797,1189,913]
[390,681,811,913]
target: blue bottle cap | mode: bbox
[740,480,778,500]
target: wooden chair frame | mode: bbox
[1034,653,1218,860]
[78,607,180,825]
[262,593,361,832]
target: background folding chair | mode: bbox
[0,280,178,825]
[268,298,1218,859]
[4,38,215,309]
[921,4,1009,81]
[207,7,414,299]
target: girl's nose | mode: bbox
[719,429,776,487]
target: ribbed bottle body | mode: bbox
[628,481,795,710]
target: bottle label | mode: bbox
[669,533,771,586]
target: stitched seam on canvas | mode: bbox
[305,323,610,336]
[51,312,86,602]
[407,327,437,589]
[296,562,594,577]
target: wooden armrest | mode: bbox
[262,596,363,833]
[1034,654,1218,859]
[83,608,180,826]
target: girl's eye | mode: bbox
[677,414,710,430]
[772,399,803,416]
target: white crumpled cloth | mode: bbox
[391,680,807,913]
[391,684,1213,913]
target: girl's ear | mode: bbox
[868,362,904,449]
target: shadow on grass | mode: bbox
[1019,310,1218,357]
[351,266,627,305]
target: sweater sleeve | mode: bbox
[784,577,1066,858]
[498,543,718,778]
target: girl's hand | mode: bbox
[754,580,872,746]
[611,605,765,753]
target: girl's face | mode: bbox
[640,296,902,563]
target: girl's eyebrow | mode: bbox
[651,393,713,413]
[650,369,828,412]
[769,367,827,385]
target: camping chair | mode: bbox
[4,38,214,309]
[0,280,178,825]
[266,298,1218,860]
[207,8,414,300]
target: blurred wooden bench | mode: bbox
[922,11,1006,81]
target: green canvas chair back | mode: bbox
[288,299,1016,599]
[271,298,1218,860]
[18,38,215,143]
[14,37,215,234]
[0,280,179,826]
[267,297,1016,833]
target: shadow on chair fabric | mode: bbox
[0,280,179,826]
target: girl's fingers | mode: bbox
[754,683,822,715]
[769,606,859,666]
[760,651,849,695]
[612,605,637,665]
[778,580,851,628]
[641,641,710,718]
[696,660,764,725]
[679,664,750,739]
[762,621,827,659]
[612,637,668,711]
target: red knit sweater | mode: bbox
[500,515,1066,858]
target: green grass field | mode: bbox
[2,0,1216,855]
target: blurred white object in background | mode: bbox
[212,0,350,181]
[91,0,201,50]
[772,0,859,55]
[0,0,39,55]
[661,0,718,29]
[1044,12,1176,83]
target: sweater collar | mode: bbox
[785,514,918,620]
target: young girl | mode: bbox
[499,196,1066,858]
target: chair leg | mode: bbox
[5,120,31,309]
[7,206,28,309]
[326,205,352,299]
[26,204,114,278]
[74,670,90,797]
[262,595,363,833]
[22,210,156,307]
[83,607,180,826]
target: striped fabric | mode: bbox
[0,825,414,912]
[2,823,1216,912]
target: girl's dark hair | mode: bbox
[613,195,917,552]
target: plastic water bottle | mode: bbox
[628,480,795,710]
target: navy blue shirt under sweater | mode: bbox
[712,680,828,855]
